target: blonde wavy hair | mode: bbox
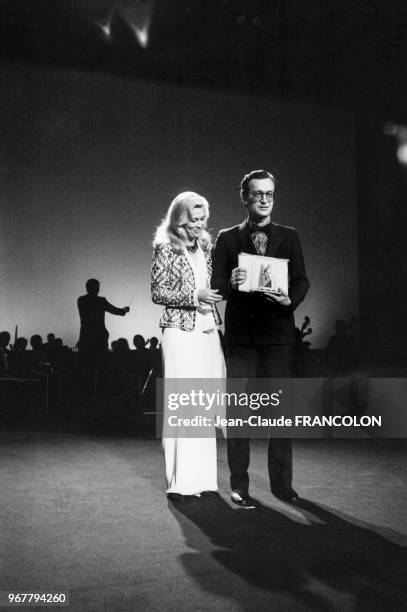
[153,191,211,254]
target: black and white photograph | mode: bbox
[1,2,407,611]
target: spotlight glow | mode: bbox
[91,13,113,40]
[396,143,407,166]
[128,24,149,48]
[118,0,154,48]
[383,121,407,166]
[100,23,112,39]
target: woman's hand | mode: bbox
[197,288,223,304]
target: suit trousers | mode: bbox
[225,344,294,495]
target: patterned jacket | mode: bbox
[151,241,222,331]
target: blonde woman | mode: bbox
[151,192,225,500]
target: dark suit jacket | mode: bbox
[77,294,127,353]
[212,220,310,346]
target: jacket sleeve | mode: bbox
[104,299,127,316]
[211,231,232,300]
[151,243,196,308]
[288,230,310,310]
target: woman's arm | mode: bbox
[151,243,196,308]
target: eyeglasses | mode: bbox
[249,191,275,202]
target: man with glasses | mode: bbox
[212,169,309,508]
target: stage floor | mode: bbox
[1,432,406,611]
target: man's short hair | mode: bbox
[240,169,276,201]
[86,278,100,294]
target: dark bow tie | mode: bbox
[247,222,271,255]
[248,221,271,234]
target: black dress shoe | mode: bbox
[231,491,257,509]
[201,491,219,498]
[272,488,299,503]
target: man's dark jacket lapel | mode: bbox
[238,220,284,257]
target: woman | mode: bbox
[151,191,225,500]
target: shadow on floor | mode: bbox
[169,496,407,611]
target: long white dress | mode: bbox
[162,245,226,495]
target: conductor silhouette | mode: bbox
[77,278,129,389]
